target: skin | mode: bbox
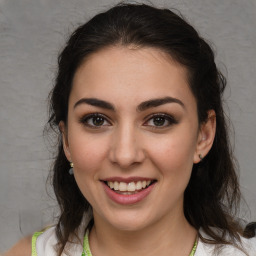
[60,46,216,256]
[3,236,32,256]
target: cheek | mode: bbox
[68,131,109,176]
[146,130,197,178]
[68,133,110,204]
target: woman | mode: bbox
[5,3,256,256]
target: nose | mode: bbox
[109,123,146,169]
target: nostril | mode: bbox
[110,153,146,169]
[108,138,146,167]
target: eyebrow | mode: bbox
[74,98,115,110]
[137,96,185,111]
[73,96,185,111]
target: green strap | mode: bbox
[189,238,198,256]
[82,230,92,256]
[31,232,43,256]
[31,229,91,256]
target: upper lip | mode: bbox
[101,176,156,183]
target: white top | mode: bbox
[36,226,256,256]
[36,226,83,256]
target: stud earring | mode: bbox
[199,154,203,161]
[69,162,74,175]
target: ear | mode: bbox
[193,110,216,163]
[59,121,72,162]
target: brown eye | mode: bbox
[144,114,178,128]
[80,113,111,128]
[92,116,105,126]
[152,116,166,126]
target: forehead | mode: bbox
[71,46,195,109]
[74,46,188,83]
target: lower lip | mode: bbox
[102,182,156,205]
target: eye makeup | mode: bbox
[78,111,179,131]
[79,113,111,129]
[143,113,178,129]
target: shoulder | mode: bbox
[196,229,256,256]
[3,236,32,256]
[35,226,57,254]
[240,236,256,255]
[35,226,84,256]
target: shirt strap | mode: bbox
[82,229,92,256]
[31,231,43,256]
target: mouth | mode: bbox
[103,180,157,195]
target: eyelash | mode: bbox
[79,113,178,129]
[79,113,111,129]
[144,113,178,129]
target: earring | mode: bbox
[199,154,203,161]
[69,162,74,175]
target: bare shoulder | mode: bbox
[3,236,32,256]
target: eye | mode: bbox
[144,114,178,128]
[80,113,111,128]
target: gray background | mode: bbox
[0,0,255,252]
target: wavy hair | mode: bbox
[46,3,243,255]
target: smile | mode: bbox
[102,178,157,205]
[105,180,154,194]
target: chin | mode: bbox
[111,221,147,232]
[105,211,155,232]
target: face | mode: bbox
[61,46,213,232]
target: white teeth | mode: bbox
[107,180,153,192]
[136,181,142,190]
[114,181,119,191]
[109,181,114,189]
[127,182,136,191]
[119,182,127,191]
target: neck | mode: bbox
[89,210,197,256]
